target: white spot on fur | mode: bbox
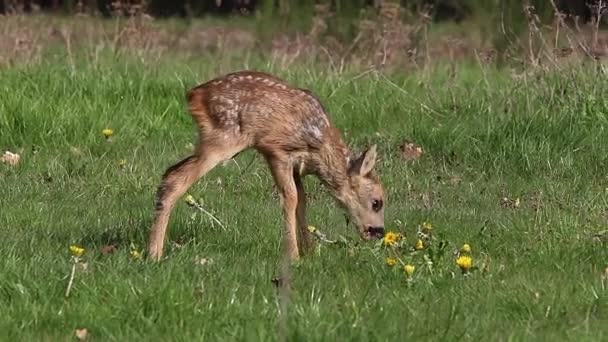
[310,126,323,140]
[212,95,241,128]
[302,123,323,141]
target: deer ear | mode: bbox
[349,144,377,176]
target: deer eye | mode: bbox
[371,199,383,212]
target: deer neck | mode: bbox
[315,128,353,205]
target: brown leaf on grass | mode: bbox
[399,140,423,161]
[74,328,88,341]
[100,244,118,255]
[500,197,521,209]
[1,151,21,166]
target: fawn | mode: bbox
[148,71,385,261]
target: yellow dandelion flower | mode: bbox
[130,249,142,260]
[456,255,473,272]
[415,239,424,250]
[404,264,415,277]
[461,243,472,254]
[102,128,114,138]
[69,245,85,257]
[383,231,399,246]
[422,222,432,230]
[386,257,397,267]
[184,194,196,206]
[307,225,317,233]
[119,159,127,167]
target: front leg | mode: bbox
[294,175,315,255]
[266,156,299,261]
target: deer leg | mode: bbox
[294,175,315,256]
[266,156,299,261]
[148,144,235,261]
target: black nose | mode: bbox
[368,226,384,238]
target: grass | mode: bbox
[0,50,607,341]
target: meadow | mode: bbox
[1,18,608,340]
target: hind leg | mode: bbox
[148,138,245,261]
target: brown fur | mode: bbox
[148,70,385,261]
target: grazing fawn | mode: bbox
[148,71,385,261]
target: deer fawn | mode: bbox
[148,71,385,261]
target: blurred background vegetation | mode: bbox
[0,1,600,23]
[0,0,606,70]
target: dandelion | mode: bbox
[130,249,142,260]
[183,194,226,230]
[184,194,196,207]
[102,128,114,139]
[404,264,415,277]
[456,255,473,272]
[307,225,336,244]
[119,159,127,167]
[386,257,397,267]
[422,221,432,231]
[383,231,399,246]
[415,239,424,250]
[69,245,85,258]
[461,243,472,254]
[66,245,85,298]
[129,242,143,260]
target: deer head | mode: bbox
[339,145,385,240]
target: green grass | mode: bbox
[0,53,607,341]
